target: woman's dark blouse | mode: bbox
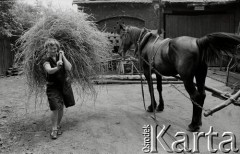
[43,56,66,86]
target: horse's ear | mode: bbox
[116,23,126,34]
[119,24,126,31]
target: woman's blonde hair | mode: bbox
[44,38,60,51]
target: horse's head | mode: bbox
[118,24,134,57]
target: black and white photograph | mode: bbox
[0,0,240,153]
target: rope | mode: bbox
[140,57,209,112]
[149,36,162,121]
[136,29,147,111]
[149,57,157,120]
[133,30,209,119]
[138,54,146,111]
[133,31,207,118]
[137,33,147,111]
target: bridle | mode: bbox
[119,27,148,111]
[120,27,147,55]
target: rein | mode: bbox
[125,27,205,120]
[122,27,148,111]
[149,35,160,120]
[139,54,208,112]
[136,28,146,56]
[134,31,206,120]
[135,29,160,120]
[136,28,147,111]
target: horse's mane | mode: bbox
[126,26,142,43]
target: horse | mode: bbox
[118,24,240,131]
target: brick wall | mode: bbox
[78,2,159,32]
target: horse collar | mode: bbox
[150,35,160,67]
[134,29,146,56]
[137,29,146,45]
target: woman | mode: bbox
[43,38,75,139]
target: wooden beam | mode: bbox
[204,90,240,117]
[158,0,163,35]
[204,85,230,100]
[92,80,183,85]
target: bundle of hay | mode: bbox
[15,9,111,96]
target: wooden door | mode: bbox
[165,13,235,66]
[0,39,13,76]
[165,13,234,38]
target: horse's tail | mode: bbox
[197,32,240,63]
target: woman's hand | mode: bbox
[60,50,72,71]
[57,61,63,69]
[58,50,64,68]
[59,50,65,56]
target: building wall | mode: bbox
[76,2,160,53]
[78,2,159,33]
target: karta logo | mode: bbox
[142,125,239,153]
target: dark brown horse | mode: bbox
[118,24,240,131]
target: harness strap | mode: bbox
[135,29,146,56]
[140,56,207,111]
[137,31,159,116]
[151,35,160,65]
[137,29,145,44]
[137,29,147,111]
[139,64,147,111]
[149,55,157,120]
[148,35,161,121]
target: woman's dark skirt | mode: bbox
[46,81,75,111]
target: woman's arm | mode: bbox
[59,50,72,71]
[43,62,62,74]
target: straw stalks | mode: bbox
[15,8,111,98]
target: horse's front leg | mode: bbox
[156,74,164,111]
[144,70,157,112]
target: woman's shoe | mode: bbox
[50,129,58,139]
[57,126,63,135]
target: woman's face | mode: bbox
[47,45,58,57]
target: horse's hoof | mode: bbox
[187,124,200,132]
[147,105,156,112]
[147,106,156,112]
[197,121,202,127]
[147,108,154,112]
[156,106,164,112]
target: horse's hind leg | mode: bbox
[182,76,203,132]
[156,74,164,111]
[194,63,208,128]
[144,71,157,112]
